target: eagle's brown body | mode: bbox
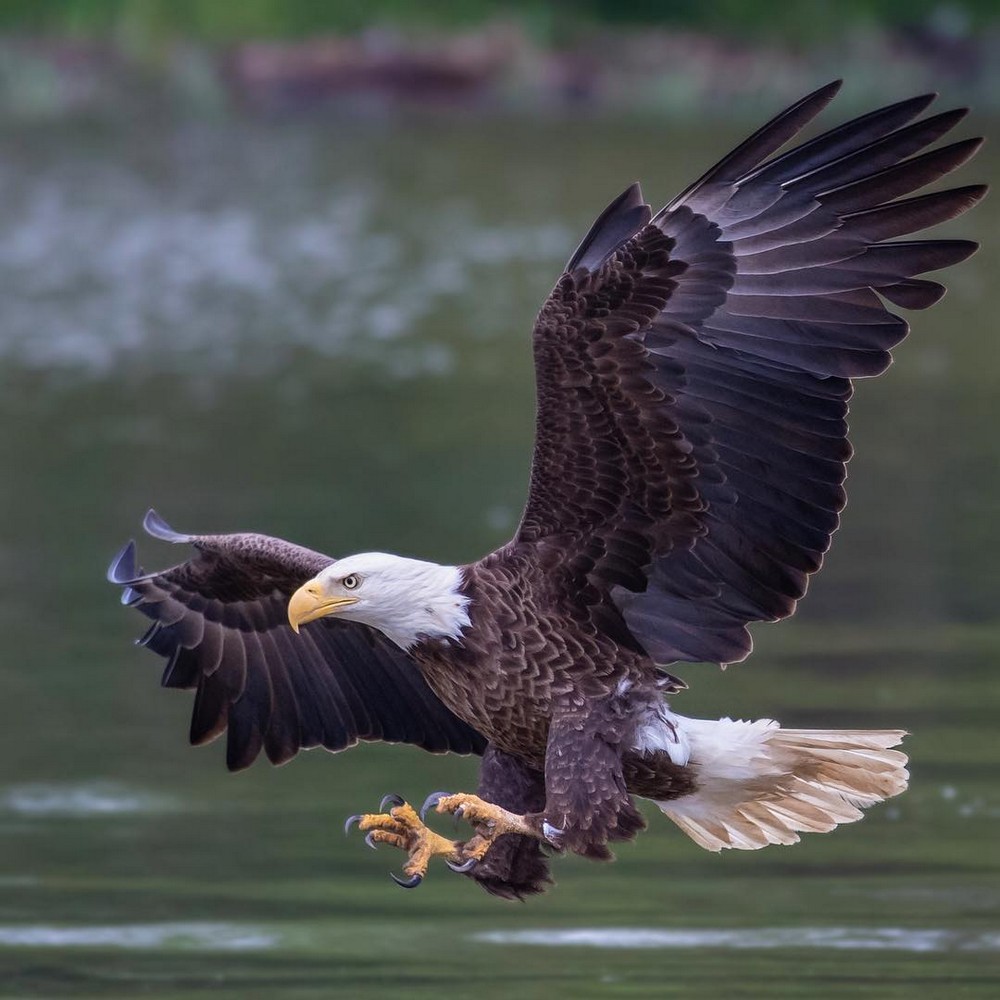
[110,82,983,898]
[414,555,690,792]
[414,555,644,765]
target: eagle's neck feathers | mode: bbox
[388,561,471,651]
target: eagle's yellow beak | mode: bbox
[287,580,359,634]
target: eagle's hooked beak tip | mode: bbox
[288,580,323,634]
[288,579,358,634]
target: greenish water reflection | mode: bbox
[0,108,997,997]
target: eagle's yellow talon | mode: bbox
[431,793,537,839]
[344,797,467,886]
[419,791,545,871]
[457,833,494,862]
[346,792,545,884]
[365,829,408,851]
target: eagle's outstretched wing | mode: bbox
[513,81,985,665]
[109,510,486,770]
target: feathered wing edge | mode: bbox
[109,510,486,771]
[610,84,984,667]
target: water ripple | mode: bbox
[0,922,276,951]
[0,136,569,378]
[473,927,1000,952]
[1,782,176,817]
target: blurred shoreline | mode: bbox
[2,18,999,123]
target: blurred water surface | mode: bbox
[0,107,998,998]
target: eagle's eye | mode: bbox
[342,574,361,591]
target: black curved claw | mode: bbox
[364,832,378,851]
[380,793,405,812]
[446,857,478,874]
[420,791,451,822]
[389,871,423,889]
[344,814,362,835]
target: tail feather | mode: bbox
[657,718,908,852]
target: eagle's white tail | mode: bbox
[656,717,908,852]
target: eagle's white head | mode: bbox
[287,552,471,651]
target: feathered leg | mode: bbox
[533,699,647,859]
[427,699,646,867]
[345,701,645,888]
[466,746,552,900]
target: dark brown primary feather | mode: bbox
[512,81,985,666]
[109,510,485,770]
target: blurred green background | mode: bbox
[1,0,999,41]
[1,0,1000,119]
[0,2,998,998]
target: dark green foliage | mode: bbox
[0,0,995,45]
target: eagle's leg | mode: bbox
[466,745,552,899]
[421,791,556,887]
[534,699,647,860]
[422,792,545,864]
[345,794,466,888]
[424,697,649,869]
[427,698,648,864]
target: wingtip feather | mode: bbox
[107,540,138,584]
[143,508,193,543]
[567,181,652,273]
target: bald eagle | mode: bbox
[109,82,984,899]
